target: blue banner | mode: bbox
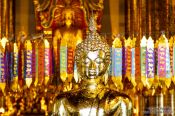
[114,48,122,77]
[131,48,135,77]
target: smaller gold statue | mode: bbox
[51,16,133,116]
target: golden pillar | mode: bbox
[125,0,130,38]
[130,0,139,37]
[165,0,170,38]
[170,0,175,34]
[0,0,14,39]
[146,0,153,36]
[1,0,8,37]
[139,0,146,39]
[9,0,15,39]
[109,0,125,35]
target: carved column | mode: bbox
[146,0,152,36]
[170,0,175,34]
[9,0,15,39]
[0,0,15,39]
[125,0,131,38]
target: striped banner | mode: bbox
[131,48,135,78]
[114,48,122,77]
[146,47,154,78]
[24,40,32,79]
[13,43,18,78]
[158,45,166,78]
[166,43,171,78]
[0,50,5,82]
[60,46,67,81]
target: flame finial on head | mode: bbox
[86,14,100,40]
[88,14,97,32]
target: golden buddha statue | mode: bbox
[51,16,133,116]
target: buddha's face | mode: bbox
[78,50,107,79]
[63,10,74,27]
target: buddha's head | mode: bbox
[62,8,75,28]
[75,16,110,82]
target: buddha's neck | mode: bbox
[80,78,105,98]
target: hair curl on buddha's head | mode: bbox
[74,35,110,66]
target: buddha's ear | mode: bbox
[74,63,79,83]
[104,71,108,85]
[104,62,110,85]
[74,62,82,83]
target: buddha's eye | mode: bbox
[83,58,90,64]
[95,58,103,64]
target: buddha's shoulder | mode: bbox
[54,89,82,102]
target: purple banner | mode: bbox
[158,45,166,78]
[146,47,154,78]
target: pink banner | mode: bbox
[158,46,166,78]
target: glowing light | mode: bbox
[80,108,104,116]
[112,37,121,48]
[88,51,98,60]
[44,39,50,48]
[1,37,8,49]
[26,40,32,50]
[147,36,154,48]
[89,84,96,90]
[59,101,66,115]
[0,107,5,113]
[121,101,127,116]
[26,78,32,88]
[14,43,18,52]
[140,36,147,47]
[125,37,132,47]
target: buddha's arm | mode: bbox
[105,95,133,115]
[52,98,69,116]
[52,97,78,116]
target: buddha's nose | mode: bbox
[89,61,96,70]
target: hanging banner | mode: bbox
[131,38,136,78]
[67,48,74,73]
[166,40,171,78]
[0,50,5,82]
[111,37,123,90]
[44,39,51,77]
[38,40,45,85]
[60,46,67,82]
[13,43,18,79]
[169,37,173,76]
[24,39,33,88]
[146,37,154,78]
[125,38,132,78]
[24,40,32,79]
[158,42,166,78]
[31,41,36,80]
[0,37,8,82]
[131,47,135,78]
[140,36,147,78]
[108,48,112,76]
[114,48,122,77]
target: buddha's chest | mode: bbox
[69,98,106,116]
[77,99,105,116]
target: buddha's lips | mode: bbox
[88,70,97,76]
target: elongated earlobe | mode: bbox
[104,64,110,85]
